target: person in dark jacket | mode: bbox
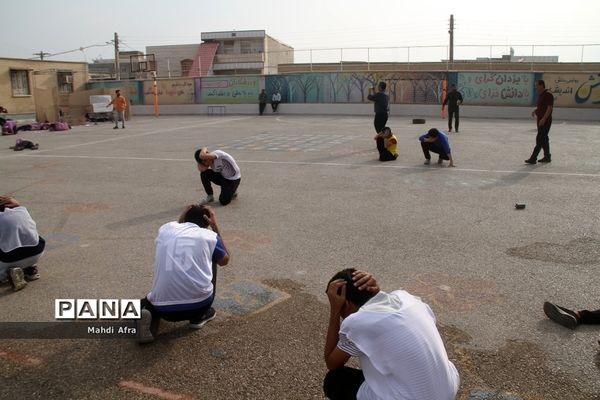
[442,84,463,133]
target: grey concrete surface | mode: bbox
[0,114,599,399]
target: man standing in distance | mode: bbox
[367,82,390,151]
[442,84,463,133]
[107,89,127,129]
[525,80,554,164]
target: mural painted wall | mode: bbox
[86,81,143,105]
[196,76,260,104]
[143,79,194,105]
[457,72,534,106]
[544,73,600,107]
[266,72,445,104]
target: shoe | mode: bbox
[543,302,579,329]
[113,126,119,129]
[232,192,238,199]
[448,128,452,132]
[8,268,27,291]
[525,159,537,165]
[538,157,551,163]
[423,159,431,165]
[136,309,154,344]
[437,157,444,165]
[122,126,125,129]
[189,307,216,329]
[199,195,214,205]
[23,266,40,281]
[455,130,459,133]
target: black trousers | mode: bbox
[580,309,600,324]
[142,262,217,324]
[373,112,388,133]
[259,102,266,115]
[421,141,449,160]
[201,170,241,205]
[323,367,365,400]
[376,138,397,162]
[448,107,459,131]
[271,102,280,112]
[529,119,552,160]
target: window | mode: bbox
[57,71,74,93]
[181,59,193,76]
[223,40,234,54]
[10,69,31,96]
[241,41,252,54]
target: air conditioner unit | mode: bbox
[64,75,73,83]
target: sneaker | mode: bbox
[113,126,119,129]
[23,266,40,281]
[538,157,551,163]
[437,157,444,165]
[199,195,214,205]
[122,126,125,129]
[189,307,217,329]
[8,268,27,291]
[423,159,431,165]
[455,130,459,133]
[543,302,579,329]
[232,192,238,199]
[525,159,537,165]
[136,309,154,344]
[448,128,452,132]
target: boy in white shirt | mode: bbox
[195,148,241,206]
[324,269,459,400]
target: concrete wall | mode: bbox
[265,36,294,75]
[132,103,600,121]
[147,44,200,78]
[0,58,88,121]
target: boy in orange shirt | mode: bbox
[107,89,127,129]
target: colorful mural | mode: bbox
[196,76,260,104]
[142,79,194,105]
[266,72,445,104]
[457,72,534,106]
[544,73,600,107]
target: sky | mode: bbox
[1,0,599,63]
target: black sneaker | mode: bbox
[189,307,217,329]
[23,266,40,281]
[8,268,27,291]
[136,309,154,344]
[113,126,119,129]
[543,302,579,329]
[525,159,537,165]
[538,157,551,163]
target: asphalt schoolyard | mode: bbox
[1,114,599,399]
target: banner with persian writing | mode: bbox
[197,76,260,104]
[544,73,600,107]
[457,72,534,105]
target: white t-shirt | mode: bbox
[272,93,281,102]
[212,150,241,180]
[147,222,218,306]
[338,290,459,400]
[0,206,39,253]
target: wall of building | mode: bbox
[147,44,201,78]
[264,36,294,75]
[0,58,88,122]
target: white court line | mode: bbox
[9,154,600,178]
[0,117,250,160]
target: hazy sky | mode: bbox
[1,0,599,63]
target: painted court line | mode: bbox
[12,153,600,178]
[0,117,250,160]
[118,380,193,400]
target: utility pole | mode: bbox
[33,51,51,60]
[114,32,120,80]
[448,14,454,63]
